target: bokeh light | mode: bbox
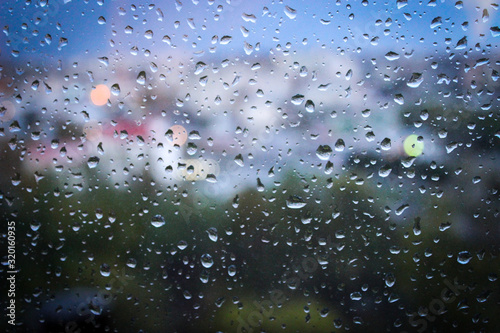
[169,124,188,146]
[90,84,111,106]
[404,134,424,157]
[83,121,103,142]
[0,100,16,122]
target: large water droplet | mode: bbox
[284,6,297,19]
[151,214,165,228]
[407,73,424,88]
[334,139,345,152]
[385,51,400,61]
[291,94,305,105]
[207,227,218,242]
[234,154,244,167]
[87,156,100,168]
[286,196,307,209]
[201,254,214,268]
[381,138,391,150]
[316,145,332,160]
[378,165,392,178]
[385,273,396,287]
[457,251,472,264]
[305,100,315,113]
[136,71,146,85]
[100,263,111,277]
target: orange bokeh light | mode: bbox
[91,84,111,106]
[169,125,188,146]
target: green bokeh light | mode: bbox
[404,134,424,157]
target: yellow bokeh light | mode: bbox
[90,84,111,106]
[404,134,424,157]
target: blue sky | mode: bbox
[0,0,498,63]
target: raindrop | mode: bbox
[234,154,244,167]
[334,139,345,152]
[286,196,307,209]
[136,71,146,85]
[100,263,111,277]
[455,36,467,50]
[256,178,265,192]
[284,6,297,19]
[316,145,332,160]
[457,251,472,264]
[144,30,153,39]
[430,16,442,29]
[87,156,100,168]
[305,100,315,113]
[407,73,424,88]
[394,94,404,105]
[177,240,188,250]
[126,258,137,268]
[395,204,409,215]
[350,292,362,301]
[194,62,207,75]
[396,0,407,9]
[381,138,391,150]
[385,51,400,61]
[111,83,120,96]
[220,35,232,44]
[207,227,218,242]
[151,214,165,228]
[201,254,214,268]
[385,273,396,287]
[378,165,392,178]
[186,142,198,155]
[291,94,305,105]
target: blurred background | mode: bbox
[1,0,499,332]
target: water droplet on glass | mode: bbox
[407,73,424,88]
[87,156,100,168]
[430,16,442,29]
[394,94,404,105]
[316,145,332,160]
[334,139,345,152]
[177,240,188,250]
[286,196,307,209]
[207,227,218,242]
[126,258,137,268]
[396,0,408,9]
[234,154,244,167]
[201,254,214,268]
[291,94,305,105]
[100,263,111,277]
[457,251,472,264]
[228,265,236,277]
[378,165,392,178]
[151,214,165,228]
[305,100,315,113]
[385,51,400,61]
[111,83,120,96]
[284,6,297,19]
[136,71,146,85]
[385,273,396,287]
[350,292,362,301]
[256,178,265,192]
[381,138,391,150]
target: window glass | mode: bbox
[1,1,499,332]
